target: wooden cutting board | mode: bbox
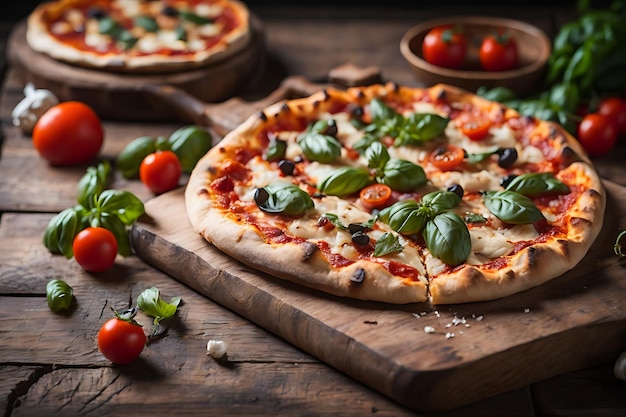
[132,183,626,412]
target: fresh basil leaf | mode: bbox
[77,161,110,208]
[505,172,570,196]
[464,212,487,224]
[483,190,545,224]
[255,183,314,216]
[96,189,145,225]
[379,200,429,235]
[137,287,182,336]
[168,125,213,173]
[395,113,449,146]
[46,279,73,312]
[373,232,404,257]
[365,141,390,171]
[322,213,348,231]
[118,136,157,179]
[179,10,213,25]
[369,98,399,122]
[137,287,181,322]
[297,131,342,163]
[352,132,380,155]
[467,150,497,164]
[317,167,371,196]
[43,207,83,258]
[98,213,132,256]
[379,159,427,192]
[423,212,471,266]
[134,15,159,32]
[421,190,461,215]
[265,137,287,162]
[98,17,121,36]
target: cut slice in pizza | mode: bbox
[26,0,251,73]
[185,83,605,305]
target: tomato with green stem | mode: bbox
[139,150,182,194]
[479,31,518,71]
[98,314,146,364]
[422,25,467,69]
[32,101,104,166]
[577,113,618,157]
[72,227,118,273]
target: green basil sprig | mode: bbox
[137,287,182,337]
[423,212,471,266]
[43,163,145,258]
[297,119,342,163]
[505,172,570,197]
[373,232,404,257]
[483,190,545,224]
[254,183,314,216]
[379,190,469,265]
[77,161,111,208]
[117,136,162,179]
[318,167,372,196]
[359,99,449,149]
[46,279,73,312]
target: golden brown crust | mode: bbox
[26,0,251,73]
[185,83,605,305]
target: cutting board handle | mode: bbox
[137,64,382,136]
[135,75,327,136]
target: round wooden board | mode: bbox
[6,18,266,122]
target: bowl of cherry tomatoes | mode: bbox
[400,16,551,96]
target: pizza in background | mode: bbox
[26,0,251,73]
[185,83,605,305]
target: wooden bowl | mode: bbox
[400,16,551,96]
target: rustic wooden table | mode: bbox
[1,2,625,416]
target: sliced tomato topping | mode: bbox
[457,111,492,141]
[359,183,392,210]
[428,144,466,171]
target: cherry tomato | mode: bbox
[32,101,104,166]
[577,113,618,157]
[73,227,118,272]
[139,150,182,194]
[597,97,626,137]
[479,32,518,71]
[98,317,146,364]
[457,111,492,141]
[359,184,392,210]
[429,144,466,171]
[422,25,467,69]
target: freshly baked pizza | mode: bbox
[26,0,251,73]
[185,83,605,305]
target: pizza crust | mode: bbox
[26,0,251,73]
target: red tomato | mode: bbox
[32,101,104,166]
[98,318,146,364]
[429,144,466,171]
[422,26,467,69]
[479,32,518,71]
[359,184,392,210]
[577,113,618,157]
[597,97,626,137]
[457,111,492,141]
[73,227,118,272]
[139,151,182,194]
